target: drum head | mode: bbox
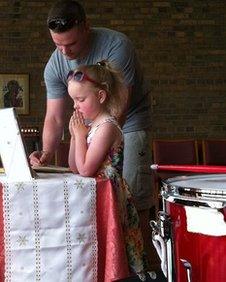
[162,174,226,204]
[163,174,226,190]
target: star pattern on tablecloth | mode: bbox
[15,182,25,193]
[17,235,28,246]
[74,179,85,189]
[76,233,86,244]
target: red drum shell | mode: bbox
[166,202,226,282]
[163,174,226,282]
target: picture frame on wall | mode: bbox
[0,74,29,115]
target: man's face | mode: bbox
[50,23,89,60]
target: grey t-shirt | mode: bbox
[44,27,151,133]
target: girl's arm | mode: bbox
[68,137,78,173]
[68,115,78,173]
[75,123,119,177]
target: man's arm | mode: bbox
[43,97,66,153]
[29,97,66,166]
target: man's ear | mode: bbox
[98,90,107,104]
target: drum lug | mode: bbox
[150,212,172,278]
[150,211,171,241]
[180,259,192,282]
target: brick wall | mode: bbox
[0,0,226,141]
[148,1,226,139]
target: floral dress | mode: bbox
[87,117,146,279]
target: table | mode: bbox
[0,173,130,282]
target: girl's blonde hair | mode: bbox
[75,60,128,119]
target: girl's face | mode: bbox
[68,81,103,120]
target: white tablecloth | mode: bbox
[1,173,97,282]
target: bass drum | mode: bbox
[151,174,226,282]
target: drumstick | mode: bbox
[150,164,226,173]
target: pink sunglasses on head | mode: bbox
[67,70,102,87]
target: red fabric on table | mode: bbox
[96,179,129,282]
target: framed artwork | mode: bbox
[0,74,29,115]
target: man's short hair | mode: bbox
[47,0,86,33]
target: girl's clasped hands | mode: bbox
[69,109,89,140]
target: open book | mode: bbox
[33,165,71,173]
[0,165,71,175]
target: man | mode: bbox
[30,0,154,266]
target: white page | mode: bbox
[0,107,34,181]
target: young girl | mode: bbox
[67,61,146,279]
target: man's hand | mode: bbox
[29,150,53,166]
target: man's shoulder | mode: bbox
[90,27,133,58]
[91,27,129,42]
[48,48,64,64]
[45,48,68,76]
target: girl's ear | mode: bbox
[98,90,107,104]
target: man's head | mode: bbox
[47,0,86,33]
[47,0,89,60]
